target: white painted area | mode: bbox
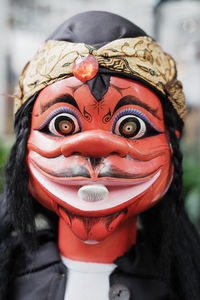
[29,162,161,211]
[61,256,116,300]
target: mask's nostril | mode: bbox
[89,157,102,167]
[72,152,81,156]
[111,152,124,156]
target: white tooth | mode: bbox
[77,184,109,202]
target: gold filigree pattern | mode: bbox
[14,37,186,120]
[165,80,187,120]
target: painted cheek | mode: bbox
[124,148,173,217]
[27,130,62,212]
[101,133,173,217]
[27,130,63,157]
[128,163,173,216]
[126,134,171,158]
[28,175,56,212]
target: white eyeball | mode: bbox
[114,115,146,139]
[49,113,80,136]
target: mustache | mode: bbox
[41,164,91,178]
[98,166,147,179]
[40,163,148,179]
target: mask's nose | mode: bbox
[61,130,128,158]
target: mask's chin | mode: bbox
[58,204,129,242]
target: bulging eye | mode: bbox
[48,113,80,136]
[114,115,146,139]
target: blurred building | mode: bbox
[155,0,200,157]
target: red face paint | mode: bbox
[27,76,173,244]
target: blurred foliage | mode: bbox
[0,143,9,193]
[182,146,200,232]
[183,156,200,197]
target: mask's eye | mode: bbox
[48,113,80,136]
[114,115,146,139]
[112,109,162,139]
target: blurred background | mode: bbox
[0,0,200,230]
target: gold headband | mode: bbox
[14,37,187,119]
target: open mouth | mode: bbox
[29,161,161,213]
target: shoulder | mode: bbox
[7,230,67,300]
[111,242,178,300]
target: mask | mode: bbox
[27,76,173,242]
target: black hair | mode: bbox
[0,98,58,299]
[140,97,200,299]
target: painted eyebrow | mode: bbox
[40,94,80,113]
[112,95,161,120]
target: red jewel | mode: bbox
[72,54,99,82]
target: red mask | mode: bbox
[27,76,173,243]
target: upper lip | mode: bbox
[30,158,161,186]
[29,161,162,213]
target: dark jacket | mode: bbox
[8,231,175,300]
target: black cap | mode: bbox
[48,11,147,48]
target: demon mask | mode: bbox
[13,11,186,255]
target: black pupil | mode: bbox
[55,116,75,135]
[119,117,140,138]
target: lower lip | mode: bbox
[29,163,161,212]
